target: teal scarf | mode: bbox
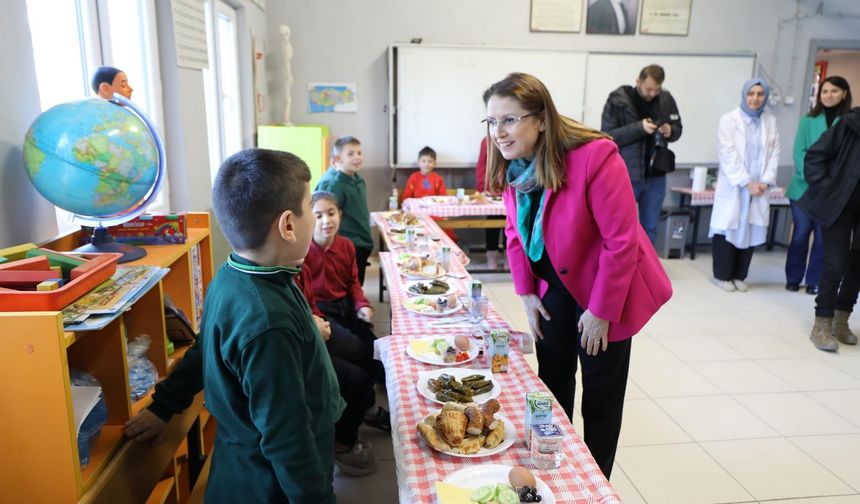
[506,157,546,262]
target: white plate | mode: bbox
[406,336,480,366]
[403,279,456,297]
[403,296,462,317]
[443,464,556,503]
[400,265,447,280]
[416,368,500,405]
[419,413,515,459]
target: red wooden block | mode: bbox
[0,270,58,289]
[0,256,50,272]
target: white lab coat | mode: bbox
[709,107,780,232]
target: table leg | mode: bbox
[378,231,386,302]
[767,207,780,251]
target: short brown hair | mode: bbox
[332,136,361,156]
[482,72,609,193]
[213,148,311,251]
[418,146,436,160]
[639,64,665,84]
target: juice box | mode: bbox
[487,329,510,373]
[524,391,554,447]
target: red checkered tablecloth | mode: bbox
[671,186,789,206]
[375,335,622,504]
[371,212,469,266]
[402,196,507,218]
[379,251,512,335]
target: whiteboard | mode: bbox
[582,53,756,165]
[391,45,756,167]
[393,45,587,167]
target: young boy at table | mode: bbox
[202,148,344,503]
[400,146,457,240]
[315,136,373,286]
[306,191,391,431]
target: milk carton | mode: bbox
[524,391,554,448]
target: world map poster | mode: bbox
[308,82,358,112]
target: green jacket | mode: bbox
[788,114,836,200]
[316,168,373,250]
[201,254,345,504]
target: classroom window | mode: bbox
[203,0,244,183]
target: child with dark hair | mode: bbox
[306,191,390,432]
[400,145,456,240]
[315,136,373,285]
[204,148,344,503]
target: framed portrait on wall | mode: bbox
[586,0,639,35]
[639,0,692,36]
[530,0,584,33]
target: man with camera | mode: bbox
[601,64,683,244]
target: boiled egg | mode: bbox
[508,465,537,489]
[454,335,471,351]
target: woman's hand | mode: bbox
[745,182,767,196]
[313,315,331,341]
[521,294,551,341]
[578,309,609,356]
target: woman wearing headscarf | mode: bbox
[798,102,860,352]
[483,73,672,478]
[708,78,780,292]
[785,77,852,298]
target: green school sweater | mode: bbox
[788,114,836,201]
[201,254,345,504]
[315,168,373,250]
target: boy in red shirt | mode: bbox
[400,146,456,240]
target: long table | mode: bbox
[371,210,621,503]
[401,196,506,230]
[376,335,621,503]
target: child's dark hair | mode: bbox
[213,148,311,251]
[91,66,122,93]
[418,146,436,160]
[311,190,340,209]
[332,136,361,156]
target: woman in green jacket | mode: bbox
[785,76,852,297]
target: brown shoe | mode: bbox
[833,310,858,345]
[810,317,838,352]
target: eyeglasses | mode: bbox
[482,113,534,129]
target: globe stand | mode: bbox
[75,227,147,264]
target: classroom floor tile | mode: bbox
[656,395,778,441]
[701,437,853,500]
[615,443,753,504]
[690,360,796,394]
[733,392,860,436]
[790,434,860,491]
[616,399,692,447]
[628,361,722,398]
[756,357,860,391]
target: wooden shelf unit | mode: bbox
[0,212,215,503]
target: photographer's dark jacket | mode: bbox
[601,85,683,181]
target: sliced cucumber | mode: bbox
[495,484,519,504]
[469,485,495,503]
[433,339,449,355]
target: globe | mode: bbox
[23,96,165,262]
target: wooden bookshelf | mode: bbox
[0,212,214,503]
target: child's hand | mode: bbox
[357,306,374,322]
[124,409,167,442]
[313,315,331,341]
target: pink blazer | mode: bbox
[503,138,672,342]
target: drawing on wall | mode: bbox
[530,0,584,33]
[308,83,358,113]
[639,0,692,36]
[586,0,639,34]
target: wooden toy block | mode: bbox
[36,280,63,291]
[70,253,120,280]
[25,248,86,273]
[0,270,58,288]
[0,256,51,272]
[0,243,37,261]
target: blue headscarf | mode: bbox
[740,78,769,118]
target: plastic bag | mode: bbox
[127,334,158,401]
[70,369,108,468]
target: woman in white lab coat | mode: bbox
[709,78,780,292]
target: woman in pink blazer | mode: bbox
[483,73,672,478]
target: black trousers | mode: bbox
[355,246,372,286]
[485,216,506,251]
[318,297,384,383]
[816,208,860,317]
[330,354,374,447]
[536,285,632,480]
[711,234,754,281]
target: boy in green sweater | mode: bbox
[203,148,345,503]
[315,136,374,285]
